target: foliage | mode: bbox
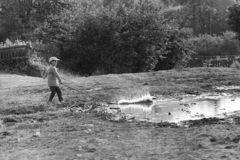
[0,57,45,77]
[191,31,240,56]
[58,0,194,75]
[61,1,163,74]
[0,0,72,42]
[1,0,220,74]
[155,26,195,70]
[221,31,240,55]
[0,39,47,77]
[191,34,223,56]
[227,4,240,39]
[161,0,237,35]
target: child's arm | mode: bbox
[42,69,48,79]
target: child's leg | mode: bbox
[48,86,57,102]
[55,86,63,102]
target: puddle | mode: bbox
[116,96,240,123]
[215,86,240,90]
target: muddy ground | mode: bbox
[1,67,240,160]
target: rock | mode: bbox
[0,131,12,136]
[198,144,204,149]
[87,138,107,145]
[82,146,96,152]
[125,115,135,121]
[220,155,227,159]
[210,137,217,142]
[33,130,41,137]
[109,107,120,110]
[82,124,94,128]
[224,145,237,149]
[231,135,240,143]
[2,116,21,123]
[224,137,231,142]
[154,122,178,128]
[76,154,82,158]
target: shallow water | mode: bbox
[118,96,240,123]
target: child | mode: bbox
[43,57,64,104]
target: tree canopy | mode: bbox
[227,3,240,39]
[0,0,72,42]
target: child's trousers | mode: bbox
[49,86,63,102]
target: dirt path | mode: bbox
[1,68,240,160]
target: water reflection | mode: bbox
[119,97,240,123]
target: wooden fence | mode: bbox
[0,45,33,61]
[187,55,240,67]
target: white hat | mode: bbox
[49,57,60,63]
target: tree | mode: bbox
[59,0,194,75]
[0,0,195,74]
[227,4,240,39]
[161,0,236,35]
[0,0,72,42]
[155,25,194,70]
[60,1,166,74]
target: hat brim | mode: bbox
[49,59,60,62]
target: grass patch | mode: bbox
[58,69,81,81]
[0,58,45,77]
[1,116,22,123]
[0,105,47,116]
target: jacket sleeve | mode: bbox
[42,68,48,79]
[52,67,62,82]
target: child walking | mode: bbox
[43,57,64,104]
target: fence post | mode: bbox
[26,43,32,59]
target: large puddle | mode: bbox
[117,96,240,123]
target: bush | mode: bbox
[191,31,240,56]
[227,4,240,39]
[60,1,165,74]
[0,52,47,77]
[27,54,48,77]
[60,0,194,75]
[221,31,240,55]
[154,27,195,70]
[0,38,47,77]
[0,58,46,77]
[191,34,223,56]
